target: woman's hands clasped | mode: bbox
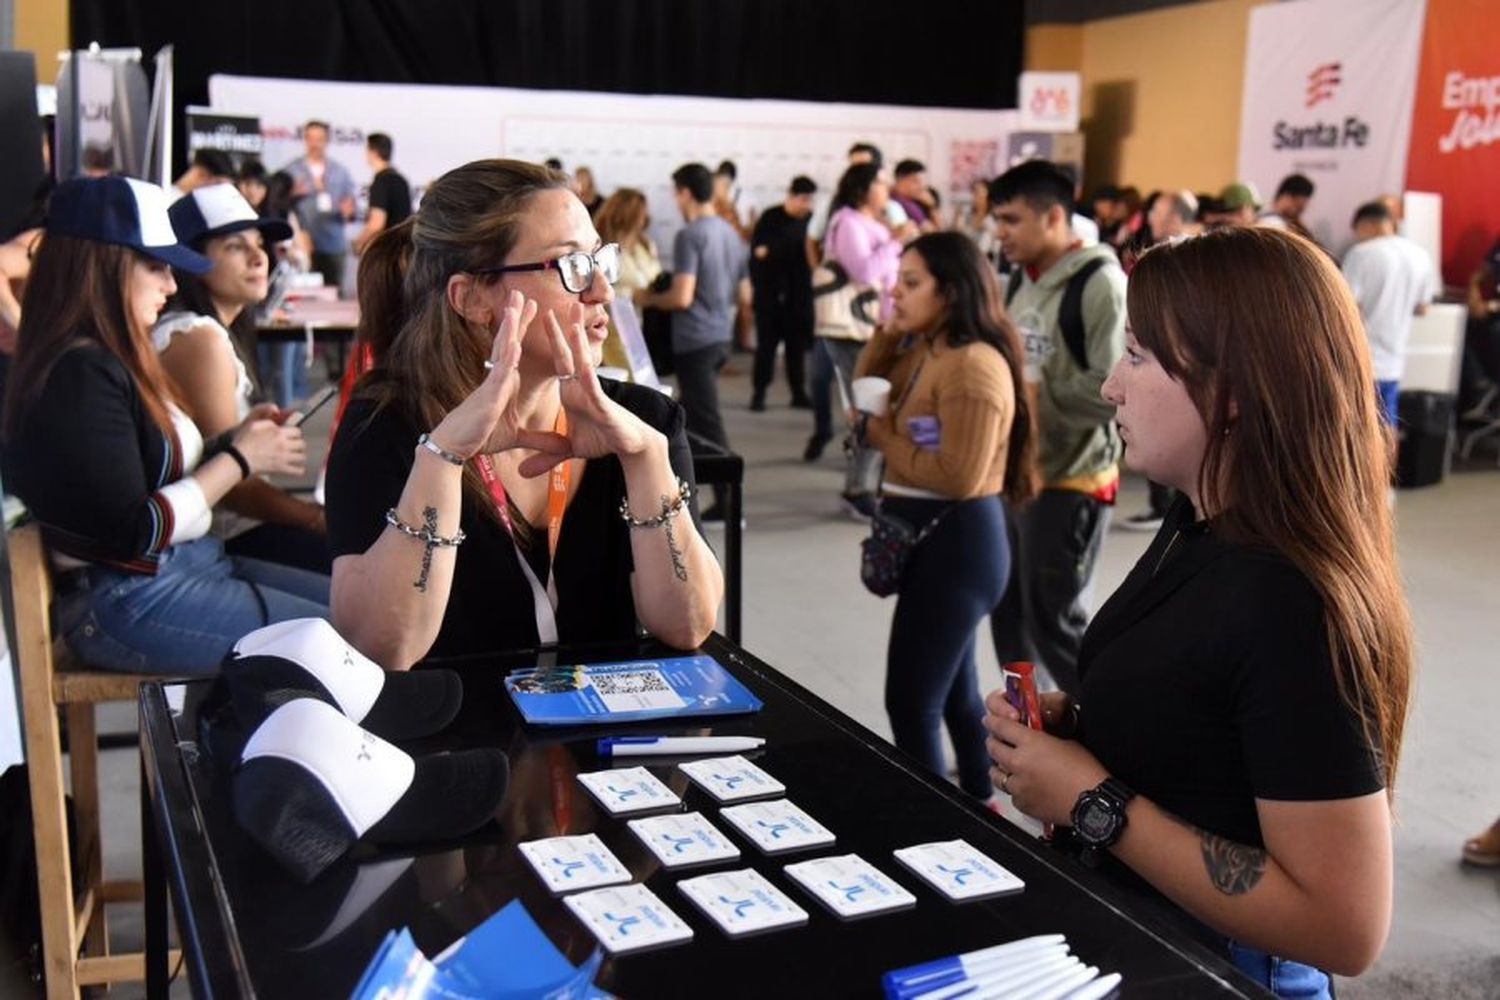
[983,688,1109,828]
[428,291,658,476]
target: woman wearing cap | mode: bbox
[2,176,330,675]
[325,159,721,670]
[156,184,330,574]
[982,228,1410,993]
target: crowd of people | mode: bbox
[1,117,1496,999]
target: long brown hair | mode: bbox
[355,158,572,532]
[594,188,649,250]
[1128,226,1411,789]
[905,232,1038,504]
[3,235,179,441]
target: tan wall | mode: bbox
[16,0,70,69]
[1025,0,1270,194]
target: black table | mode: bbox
[686,434,744,643]
[140,636,1267,999]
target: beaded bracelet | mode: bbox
[384,508,466,547]
[618,479,693,529]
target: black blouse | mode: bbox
[325,379,698,658]
[1076,496,1383,849]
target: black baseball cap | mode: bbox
[226,618,463,742]
[46,176,212,273]
[233,698,509,883]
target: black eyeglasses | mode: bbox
[473,243,621,294]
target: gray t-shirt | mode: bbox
[670,215,747,354]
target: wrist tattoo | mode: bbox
[662,494,689,582]
[1196,828,1267,896]
[413,505,438,593]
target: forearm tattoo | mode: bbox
[662,494,689,582]
[1197,828,1268,896]
[413,505,438,593]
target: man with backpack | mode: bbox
[987,160,1127,695]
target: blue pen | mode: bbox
[884,935,1067,998]
[597,736,765,757]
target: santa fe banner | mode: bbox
[1237,0,1426,252]
[209,75,1016,266]
[1405,0,1500,286]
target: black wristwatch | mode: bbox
[1070,777,1135,860]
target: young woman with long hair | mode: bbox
[2,177,326,674]
[854,231,1037,799]
[325,159,722,670]
[983,227,1411,994]
[155,183,330,574]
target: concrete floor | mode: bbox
[12,359,1499,998]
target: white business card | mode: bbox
[677,869,810,937]
[677,755,786,803]
[576,766,681,816]
[719,799,835,855]
[517,834,632,895]
[563,883,694,954]
[627,812,741,869]
[783,854,917,920]
[893,840,1026,901]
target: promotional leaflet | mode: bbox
[504,656,762,726]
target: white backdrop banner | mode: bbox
[210,75,1017,265]
[1236,0,1426,252]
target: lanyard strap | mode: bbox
[474,410,572,644]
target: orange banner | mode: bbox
[1406,0,1500,286]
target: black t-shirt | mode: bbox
[1076,497,1383,849]
[749,205,812,306]
[368,168,412,228]
[325,380,697,657]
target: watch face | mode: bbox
[1076,797,1116,843]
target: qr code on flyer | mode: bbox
[588,668,686,713]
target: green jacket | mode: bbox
[1006,243,1126,486]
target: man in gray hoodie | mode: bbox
[987,161,1126,694]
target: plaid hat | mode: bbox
[169,183,293,250]
[46,176,212,274]
[1218,182,1262,212]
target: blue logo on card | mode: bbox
[551,858,586,879]
[756,819,791,839]
[718,894,757,918]
[604,911,641,936]
[937,863,974,885]
[663,834,697,854]
[829,880,866,902]
[713,773,746,790]
[607,784,639,800]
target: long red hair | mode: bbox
[1128,226,1412,791]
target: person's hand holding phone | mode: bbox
[232,403,307,477]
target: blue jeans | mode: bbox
[258,341,312,408]
[1376,380,1399,427]
[1229,942,1333,999]
[811,337,865,438]
[883,495,1010,798]
[56,536,330,676]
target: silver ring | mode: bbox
[482,360,496,371]
[557,373,578,382]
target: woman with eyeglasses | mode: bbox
[325,159,722,669]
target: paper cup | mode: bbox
[851,376,893,415]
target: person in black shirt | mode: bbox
[748,176,817,412]
[326,159,722,669]
[982,228,1412,994]
[351,132,412,255]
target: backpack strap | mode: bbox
[1058,257,1110,372]
[1004,268,1024,308]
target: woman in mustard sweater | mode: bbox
[854,231,1037,798]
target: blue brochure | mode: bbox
[504,655,763,726]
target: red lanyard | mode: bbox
[474,409,572,565]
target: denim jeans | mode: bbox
[1229,942,1333,999]
[810,337,865,438]
[56,536,331,676]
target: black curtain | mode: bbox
[73,0,1023,170]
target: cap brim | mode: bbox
[365,748,510,845]
[362,669,464,742]
[197,217,294,247]
[142,242,214,275]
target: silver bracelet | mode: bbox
[384,508,466,547]
[416,432,466,467]
[618,479,693,529]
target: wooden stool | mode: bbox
[8,522,180,999]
